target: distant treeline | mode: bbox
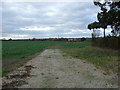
[1,37,92,42]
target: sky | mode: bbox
[1,1,112,39]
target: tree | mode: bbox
[32,38,36,41]
[81,37,86,41]
[88,21,100,38]
[108,1,120,36]
[8,38,12,41]
[94,1,108,38]
[88,21,100,30]
[93,0,120,36]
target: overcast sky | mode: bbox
[1,1,111,39]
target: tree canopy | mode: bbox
[88,0,120,37]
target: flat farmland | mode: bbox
[2,41,119,88]
[3,41,118,77]
[3,41,91,59]
[2,41,91,76]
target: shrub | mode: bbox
[81,37,86,42]
[92,37,119,50]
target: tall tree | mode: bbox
[94,1,108,38]
[88,0,120,37]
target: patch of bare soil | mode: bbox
[2,65,35,88]
[2,49,118,88]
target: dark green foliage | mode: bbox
[109,1,120,31]
[88,21,100,30]
[81,37,86,41]
[88,0,120,37]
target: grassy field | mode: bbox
[2,41,118,76]
[62,46,119,74]
[2,41,91,76]
[2,41,91,59]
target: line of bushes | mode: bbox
[92,37,120,50]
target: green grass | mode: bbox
[2,69,11,76]
[2,41,91,76]
[2,41,90,59]
[3,41,56,60]
[2,41,118,75]
[62,46,119,73]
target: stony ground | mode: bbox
[2,49,118,88]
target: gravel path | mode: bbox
[3,49,118,88]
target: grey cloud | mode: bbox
[2,2,99,39]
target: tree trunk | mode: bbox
[104,28,105,38]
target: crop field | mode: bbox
[2,41,91,76]
[2,41,118,76]
[2,41,91,59]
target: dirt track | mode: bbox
[3,49,118,88]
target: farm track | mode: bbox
[3,49,118,88]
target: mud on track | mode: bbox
[3,49,118,88]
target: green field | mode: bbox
[3,41,91,59]
[2,41,91,76]
[2,41,118,76]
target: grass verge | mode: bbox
[62,46,119,74]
